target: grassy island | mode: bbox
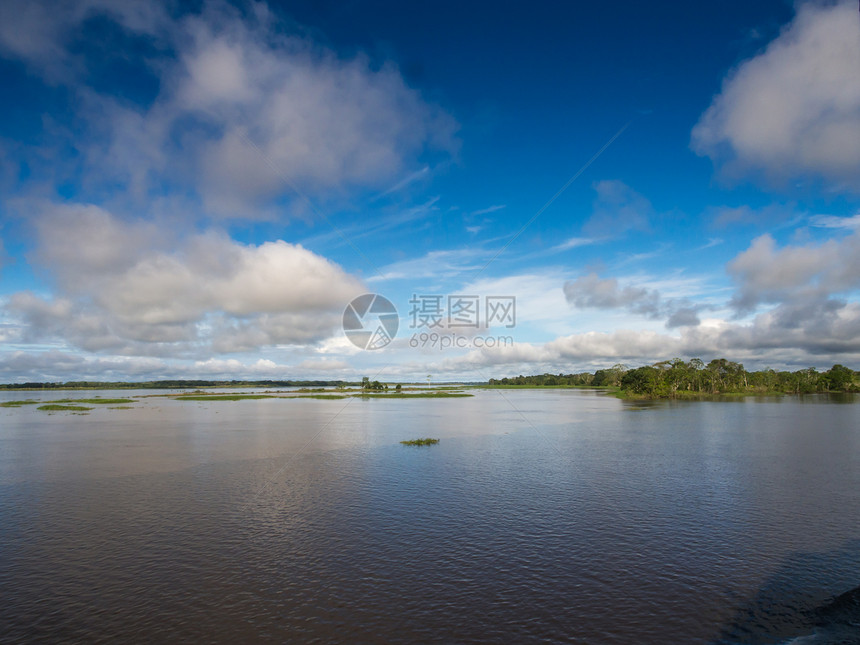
[400,438,440,446]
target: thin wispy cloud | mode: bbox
[366,247,489,283]
[372,166,431,201]
[810,213,860,230]
[697,238,724,250]
[301,196,442,250]
[470,204,506,217]
[613,243,672,268]
[550,236,597,252]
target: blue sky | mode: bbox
[1,0,859,382]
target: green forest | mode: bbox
[488,359,858,398]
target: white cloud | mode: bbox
[692,0,860,191]
[31,203,165,290]
[458,271,573,336]
[0,350,171,382]
[563,272,707,328]
[564,273,659,313]
[392,235,860,375]
[1,0,458,219]
[373,166,431,200]
[728,231,860,313]
[294,359,350,372]
[697,238,723,250]
[5,203,365,354]
[470,204,506,217]
[0,350,351,382]
[419,307,860,377]
[0,0,168,80]
[810,213,860,229]
[176,9,457,215]
[550,236,596,253]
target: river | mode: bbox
[1,389,858,643]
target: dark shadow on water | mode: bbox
[805,393,860,405]
[711,539,860,644]
[622,392,859,411]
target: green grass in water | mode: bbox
[53,398,135,405]
[0,400,40,407]
[37,404,94,411]
[400,438,440,446]
[356,392,473,399]
[297,394,348,400]
[176,394,276,401]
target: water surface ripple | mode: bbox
[1,390,859,643]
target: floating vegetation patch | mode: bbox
[0,400,39,408]
[37,404,94,412]
[356,392,473,399]
[175,394,276,401]
[108,406,135,410]
[400,438,440,446]
[53,398,136,405]
[298,394,348,400]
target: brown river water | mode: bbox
[1,389,859,643]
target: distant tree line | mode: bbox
[489,359,858,397]
[0,379,355,390]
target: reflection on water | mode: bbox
[1,390,859,643]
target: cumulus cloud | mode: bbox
[533,231,860,369]
[5,203,365,354]
[294,359,350,372]
[692,1,860,191]
[0,350,346,382]
[0,0,458,218]
[0,351,162,382]
[728,231,860,314]
[172,6,457,215]
[409,329,686,377]
[0,0,168,80]
[421,304,860,377]
[0,0,462,378]
[665,307,701,329]
[564,273,658,313]
[563,272,703,328]
[715,229,860,364]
